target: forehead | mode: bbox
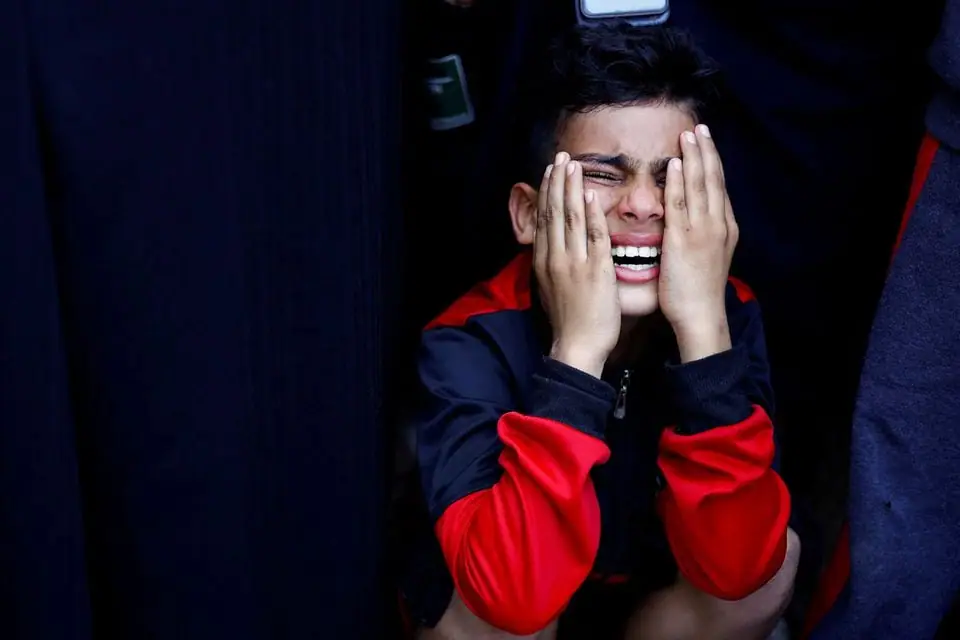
[558,103,696,163]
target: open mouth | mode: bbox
[611,245,660,271]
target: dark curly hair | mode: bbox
[522,20,721,184]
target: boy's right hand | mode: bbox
[534,152,621,380]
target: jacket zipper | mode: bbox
[612,369,632,420]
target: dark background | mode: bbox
[0,0,946,638]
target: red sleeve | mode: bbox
[435,412,609,634]
[655,288,790,600]
[414,329,617,633]
[657,405,791,599]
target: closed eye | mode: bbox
[584,171,619,182]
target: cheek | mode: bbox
[592,188,618,214]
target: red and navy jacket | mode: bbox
[404,252,791,635]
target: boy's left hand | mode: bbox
[657,125,737,363]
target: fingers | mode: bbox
[695,125,726,223]
[546,152,569,262]
[534,163,552,274]
[535,152,604,271]
[663,156,686,229]
[680,130,707,220]
[695,124,738,253]
[585,189,612,266]
[564,159,587,258]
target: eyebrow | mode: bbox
[572,153,676,175]
[648,157,673,175]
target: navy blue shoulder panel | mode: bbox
[414,308,540,519]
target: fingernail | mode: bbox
[697,124,711,138]
[684,131,697,144]
[669,158,682,171]
[566,161,577,175]
[545,164,553,177]
[555,151,568,164]
[585,190,595,203]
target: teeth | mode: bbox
[619,263,656,271]
[611,246,660,258]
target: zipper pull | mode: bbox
[613,369,631,420]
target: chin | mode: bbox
[617,282,660,318]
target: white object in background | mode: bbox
[580,0,669,18]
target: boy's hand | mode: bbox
[658,126,737,363]
[534,152,621,379]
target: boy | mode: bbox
[400,22,799,639]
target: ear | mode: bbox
[508,182,538,245]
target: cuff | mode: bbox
[524,357,616,439]
[664,344,753,434]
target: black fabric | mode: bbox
[666,0,942,489]
[1,2,401,638]
[664,1,943,628]
[527,358,617,439]
[664,345,752,434]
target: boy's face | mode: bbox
[510,103,696,317]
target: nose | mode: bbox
[612,179,664,224]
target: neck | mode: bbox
[609,314,658,366]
